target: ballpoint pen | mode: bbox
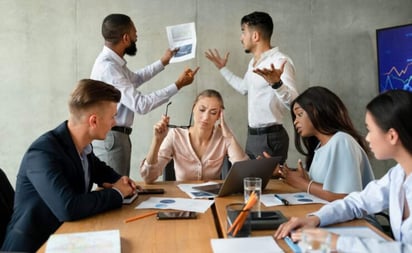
[274,194,290,206]
[284,236,301,253]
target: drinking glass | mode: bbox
[226,203,251,238]
[243,177,262,213]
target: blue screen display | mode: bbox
[377,24,412,93]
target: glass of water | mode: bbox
[243,177,262,213]
[299,229,331,253]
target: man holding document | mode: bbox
[91,13,199,177]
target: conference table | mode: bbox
[38,180,390,253]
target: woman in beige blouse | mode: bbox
[140,89,249,183]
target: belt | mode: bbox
[248,125,283,135]
[111,126,132,135]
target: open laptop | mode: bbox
[192,156,281,197]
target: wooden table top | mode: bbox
[37,181,218,253]
[38,179,391,253]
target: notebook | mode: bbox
[192,157,281,197]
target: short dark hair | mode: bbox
[101,14,133,44]
[366,90,412,155]
[291,86,368,167]
[69,79,121,114]
[241,11,273,40]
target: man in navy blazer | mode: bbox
[1,79,137,252]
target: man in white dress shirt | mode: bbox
[91,13,199,176]
[205,11,298,163]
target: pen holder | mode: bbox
[226,203,251,238]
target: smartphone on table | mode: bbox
[156,211,197,220]
[137,188,165,195]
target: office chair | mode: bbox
[162,156,232,181]
[0,168,14,246]
[365,210,393,239]
[163,160,176,181]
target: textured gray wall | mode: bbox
[1,0,411,187]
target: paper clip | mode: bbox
[284,236,301,253]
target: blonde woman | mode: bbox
[140,89,249,183]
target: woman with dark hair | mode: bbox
[277,86,374,201]
[274,90,412,252]
[140,89,248,183]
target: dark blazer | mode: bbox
[0,168,14,246]
[1,121,123,252]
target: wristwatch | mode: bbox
[271,79,283,89]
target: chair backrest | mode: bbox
[162,156,232,181]
[0,168,14,246]
[162,160,176,181]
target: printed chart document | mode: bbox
[178,182,220,199]
[211,236,284,253]
[45,229,120,253]
[166,22,196,63]
[135,197,214,213]
[261,192,329,207]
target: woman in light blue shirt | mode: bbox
[275,90,412,252]
[278,86,374,201]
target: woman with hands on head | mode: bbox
[274,90,412,252]
[140,89,249,183]
[277,86,374,202]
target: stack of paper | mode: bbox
[211,236,284,253]
[45,229,120,253]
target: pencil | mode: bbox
[227,191,258,236]
[124,211,158,223]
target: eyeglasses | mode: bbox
[164,102,192,129]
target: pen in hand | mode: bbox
[274,194,289,206]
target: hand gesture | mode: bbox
[175,67,200,89]
[218,110,233,138]
[274,216,320,239]
[277,160,309,190]
[160,48,179,66]
[153,115,169,143]
[253,60,286,85]
[112,176,138,198]
[205,49,229,69]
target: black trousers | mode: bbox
[245,126,289,164]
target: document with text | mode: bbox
[166,22,196,63]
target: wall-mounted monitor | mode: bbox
[376,23,412,93]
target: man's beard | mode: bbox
[244,49,251,54]
[125,41,137,56]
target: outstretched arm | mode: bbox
[160,48,179,66]
[205,49,229,69]
[140,116,170,183]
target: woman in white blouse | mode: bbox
[274,90,412,252]
[140,89,249,183]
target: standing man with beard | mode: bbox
[91,14,199,176]
[205,11,298,163]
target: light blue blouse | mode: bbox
[309,131,375,193]
[314,164,412,252]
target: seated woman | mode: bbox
[274,90,412,252]
[140,89,249,183]
[277,86,375,201]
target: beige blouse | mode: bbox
[140,126,249,183]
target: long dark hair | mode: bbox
[291,86,368,168]
[366,90,412,155]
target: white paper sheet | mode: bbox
[166,22,196,63]
[261,192,329,207]
[135,197,214,213]
[177,181,220,199]
[45,230,120,253]
[211,236,284,253]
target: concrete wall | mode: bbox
[1,0,411,187]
